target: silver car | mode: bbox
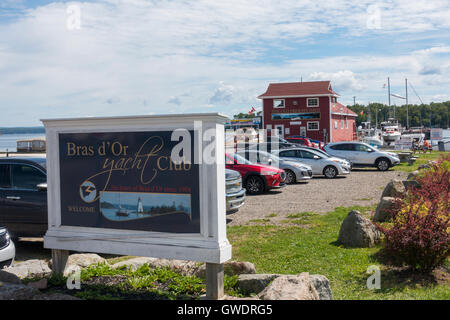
[0,227,15,268]
[237,150,313,184]
[273,148,351,179]
[225,169,246,213]
[324,142,400,171]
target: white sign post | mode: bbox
[41,113,231,299]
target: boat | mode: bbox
[380,118,401,145]
[116,205,129,217]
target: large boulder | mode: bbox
[338,210,381,247]
[4,260,51,279]
[310,275,333,300]
[373,197,398,222]
[381,179,406,199]
[0,282,40,300]
[258,273,319,300]
[237,274,280,294]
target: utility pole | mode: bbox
[353,96,356,107]
[405,78,409,130]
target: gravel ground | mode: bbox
[227,168,408,226]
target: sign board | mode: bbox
[42,114,231,264]
[395,136,413,150]
[430,128,443,141]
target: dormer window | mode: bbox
[273,99,285,108]
[307,98,319,107]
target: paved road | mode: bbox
[227,168,407,226]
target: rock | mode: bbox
[237,274,280,294]
[112,257,200,276]
[195,261,256,278]
[0,282,40,300]
[338,210,381,247]
[310,275,333,300]
[32,293,82,300]
[402,179,420,190]
[418,163,431,170]
[406,170,419,181]
[258,273,319,300]
[373,197,398,222]
[112,257,155,271]
[0,270,22,284]
[27,278,48,290]
[4,260,51,279]
[66,253,107,269]
[381,179,406,199]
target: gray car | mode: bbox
[225,169,246,213]
[273,148,351,179]
[237,150,313,184]
[324,142,400,171]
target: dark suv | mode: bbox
[0,157,47,237]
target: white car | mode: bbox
[324,142,400,171]
[273,148,350,179]
[0,227,15,268]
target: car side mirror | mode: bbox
[37,183,47,192]
[268,158,272,165]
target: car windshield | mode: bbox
[229,153,253,165]
[34,158,47,169]
[312,149,331,158]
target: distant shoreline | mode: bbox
[0,127,45,135]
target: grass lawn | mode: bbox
[228,206,450,300]
[392,150,449,172]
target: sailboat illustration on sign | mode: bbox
[116,193,130,217]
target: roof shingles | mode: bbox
[258,81,338,98]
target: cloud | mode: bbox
[0,1,449,125]
[309,70,366,92]
[209,82,235,105]
[168,96,181,106]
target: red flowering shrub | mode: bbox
[377,155,450,272]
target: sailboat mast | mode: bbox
[387,77,392,118]
[405,78,409,130]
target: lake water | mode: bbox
[0,133,45,152]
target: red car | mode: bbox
[285,136,313,147]
[225,153,286,195]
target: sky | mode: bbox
[0,0,449,126]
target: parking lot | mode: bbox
[227,168,407,226]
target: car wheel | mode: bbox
[376,158,390,171]
[323,166,338,179]
[284,169,296,184]
[245,176,265,195]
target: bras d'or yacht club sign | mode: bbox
[42,114,231,264]
[59,130,200,234]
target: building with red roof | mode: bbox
[258,81,357,143]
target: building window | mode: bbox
[273,99,285,108]
[334,120,338,129]
[341,119,344,129]
[307,98,319,107]
[293,100,298,106]
[345,118,348,129]
[272,112,320,120]
[307,121,319,131]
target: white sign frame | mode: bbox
[41,113,231,264]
